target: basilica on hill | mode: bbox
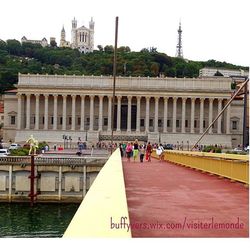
[59,17,95,53]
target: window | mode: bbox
[86,118,90,126]
[158,119,162,127]
[140,119,144,127]
[149,119,153,127]
[185,120,188,128]
[78,117,81,125]
[203,120,206,128]
[42,116,44,124]
[104,118,108,126]
[60,117,63,125]
[69,117,72,125]
[51,117,54,125]
[10,116,16,125]
[176,120,180,128]
[33,116,36,124]
[194,120,197,128]
[232,121,238,130]
[167,120,170,127]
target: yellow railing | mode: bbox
[63,149,131,237]
[152,150,249,184]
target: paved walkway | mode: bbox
[122,157,249,237]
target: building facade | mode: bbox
[21,36,48,47]
[3,74,244,148]
[199,67,249,78]
[60,17,95,53]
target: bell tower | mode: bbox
[71,17,77,48]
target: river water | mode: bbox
[0,203,79,238]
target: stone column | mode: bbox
[117,96,122,132]
[190,97,195,133]
[107,96,112,132]
[208,98,214,134]
[127,96,132,132]
[62,95,67,130]
[89,95,94,131]
[44,94,49,130]
[163,97,168,133]
[154,97,159,132]
[71,95,76,130]
[35,94,40,130]
[172,97,177,133]
[199,98,204,133]
[25,94,31,130]
[181,98,186,133]
[136,96,141,132]
[217,98,222,134]
[17,93,22,130]
[53,94,58,130]
[145,97,150,132]
[226,101,231,134]
[98,95,103,131]
[80,95,85,131]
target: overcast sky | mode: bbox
[0,0,249,67]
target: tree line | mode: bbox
[0,39,248,94]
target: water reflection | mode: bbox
[0,203,79,238]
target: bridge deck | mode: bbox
[122,157,249,237]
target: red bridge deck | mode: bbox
[122,157,249,237]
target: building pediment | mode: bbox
[8,111,17,115]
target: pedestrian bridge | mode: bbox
[63,149,249,237]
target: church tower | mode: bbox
[71,17,77,48]
[60,26,66,47]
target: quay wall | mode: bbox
[0,156,107,203]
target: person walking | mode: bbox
[146,142,152,162]
[139,144,145,163]
[133,139,139,162]
[126,142,133,162]
[156,143,164,161]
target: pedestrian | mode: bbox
[146,142,152,162]
[53,144,57,151]
[119,143,124,157]
[139,144,145,163]
[126,142,133,162]
[133,139,139,162]
[156,143,164,161]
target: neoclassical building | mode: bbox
[3,74,244,148]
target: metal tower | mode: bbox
[176,21,183,58]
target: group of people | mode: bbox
[119,140,165,163]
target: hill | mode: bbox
[0,39,248,94]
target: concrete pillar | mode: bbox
[25,94,31,129]
[190,97,195,134]
[208,98,214,134]
[62,95,67,130]
[53,94,58,130]
[98,95,103,131]
[172,97,177,133]
[89,95,94,131]
[199,98,204,133]
[44,94,49,130]
[154,97,159,132]
[226,101,231,134]
[217,98,222,134]
[35,94,40,130]
[117,96,122,132]
[181,97,186,133]
[145,97,150,132]
[108,96,112,132]
[127,96,132,132]
[80,95,85,131]
[136,96,141,132]
[71,95,76,130]
[163,97,168,133]
[17,93,22,130]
